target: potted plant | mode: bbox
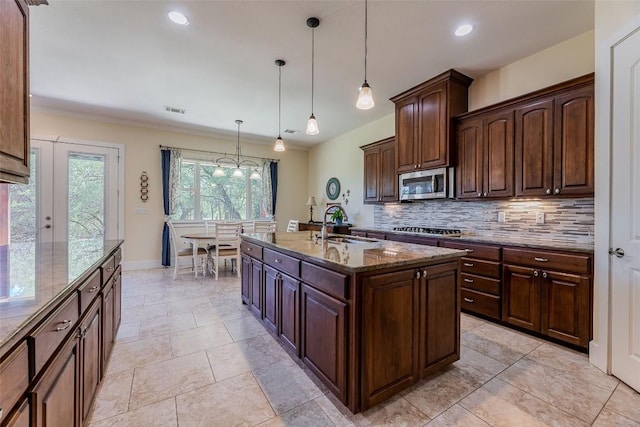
[331,209,344,226]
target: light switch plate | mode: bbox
[536,212,545,224]
[135,208,148,215]
[498,212,506,223]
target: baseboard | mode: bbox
[122,259,163,271]
[589,340,610,374]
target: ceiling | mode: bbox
[29,1,594,149]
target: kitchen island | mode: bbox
[240,231,465,413]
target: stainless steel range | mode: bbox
[392,227,461,237]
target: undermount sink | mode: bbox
[325,235,378,244]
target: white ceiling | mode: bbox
[29,0,594,148]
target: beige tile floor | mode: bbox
[88,268,640,426]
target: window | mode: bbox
[174,158,265,221]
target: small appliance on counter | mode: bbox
[399,167,455,200]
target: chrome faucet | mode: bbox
[321,205,349,241]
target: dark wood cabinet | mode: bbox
[32,333,80,427]
[457,109,514,199]
[263,265,279,333]
[392,70,473,174]
[102,278,115,368]
[241,256,251,304]
[2,397,30,427]
[300,283,347,403]
[298,222,352,235]
[113,268,122,332]
[0,0,30,184]
[502,247,592,348]
[241,255,263,317]
[279,273,300,355]
[361,137,397,203]
[79,300,101,424]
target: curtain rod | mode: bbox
[159,145,279,163]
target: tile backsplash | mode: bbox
[374,198,594,245]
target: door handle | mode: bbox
[609,248,625,258]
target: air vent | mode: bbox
[164,106,186,114]
[25,0,49,5]
[284,129,300,134]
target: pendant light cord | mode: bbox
[311,27,315,114]
[236,120,241,165]
[364,0,368,82]
[278,65,282,136]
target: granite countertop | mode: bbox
[242,231,466,272]
[0,239,123,348]
[351,227,594,253]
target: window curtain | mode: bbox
[261,161,273,218]
[161,148,182,266]
[270,162,278,216]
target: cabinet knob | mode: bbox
[88,286,99,293]
[542,272,548,279]
[546,189,551,195]
[483,192,488,197]
[415,164,418,169]
[554,188,560,194]
[274,259,282,263]
[415,271,421,279]
[477,193,482,197]
[534,270,539,277]
[422,270,427,278]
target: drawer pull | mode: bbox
[534,257,548,262]
[464,297,475,303]
[88,286,99,293]
[274,259,282,264]
[416,271,421,279]
[55,320,72,331]
[422,270,427,278]
[463,262,474,267]
[106,266,114,272]
[534,270,539,277]
[542,272,548,279]
[464,278,474,283]
[247,247,252,251]
[464,249,474,253]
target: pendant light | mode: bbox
[306,17,320,135]
[274,59,286,152]
[232,120,245,178]
[356,0,375,110]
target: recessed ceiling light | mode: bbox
[168,11,189,26]
[455,24,473,37]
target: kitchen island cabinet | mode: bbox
[240,232,465,413]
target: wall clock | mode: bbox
[326,177,340,200]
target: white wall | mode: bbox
[591,0,640,372]
[309,31,595,227]
[30,110,309,268]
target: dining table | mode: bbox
[180,232,217,278]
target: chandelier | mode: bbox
[213,120,261,179]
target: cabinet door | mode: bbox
[102,281,115,367]
[32,334,80,427]
[418,82,448,169]
[420,263,459,375]
[250,260,263,317]
[113,268,122,332]
[483,110,514,198]
[379,140,397,202]
[457,118,484,199]
[362,269,418,408]
[553,86,594,196]
[80,300,101,423]
[279,274,300,355]
[502,265,541,332]
[395,97,418,173]
[515,99,554,197]
[0,0,30,184]
[263,265,279,333]
[541,271,590,347]
[363,146,380,203]
[2,397,30,427]
[300,284,347,403]
[241,256,251,305]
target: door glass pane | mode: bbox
[4,150,37,300]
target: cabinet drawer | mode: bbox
[367,232,387,240]
[101,255,116,285]
[461,289,501,320]
[264,248,300,278]
[442,241,500,261]
[461,259,500,278]
[503,247,590,275]
[29,293,79,374]
[78,269,101,314]
[461,273,500,295]
[301,262,348,300]
[0,342,29,423]
[241,241,263,260]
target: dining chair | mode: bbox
[167,220,208,280]
[254,220,277,232]
[241,220,255,233]
[208,222,242,280]
[287,219,299,232]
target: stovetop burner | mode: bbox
[393,227,461,236]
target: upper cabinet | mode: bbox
[0,0,30,184]
[391,70,473,174]
[456,73,594,199]
[361,137,397,204]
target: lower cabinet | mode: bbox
[32,333,80,427]
[102,278,115,368]
[502,265,540,331]
[79,299,101,424]
[300,283,347,403]
[263,265,279,333]
[2,398,30,427]
[280,274,300,355]
[241,255,263,317]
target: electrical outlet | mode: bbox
[498,211,506,223]
[536,212,545,224]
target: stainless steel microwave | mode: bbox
[399,167,455,200]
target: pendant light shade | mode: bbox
[356,0,374,110]
[213,165,225,177]
[250,168,261,180]
[274,59,286,152]
[306,17,320,135]
[232,167,243,178]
